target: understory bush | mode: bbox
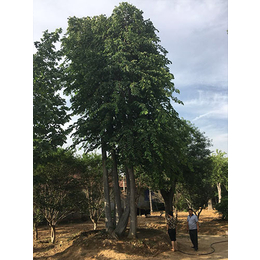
[215,196,228,220]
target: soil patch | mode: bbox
[33,210,228,259]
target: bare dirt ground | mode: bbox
[33,210,228,260]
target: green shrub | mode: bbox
[215,196,228,220]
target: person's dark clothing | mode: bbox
[189,229,198,250]
[167,216,176,241]
[168,228,176,241]
[187,213,198,250]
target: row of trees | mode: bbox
[33,150,104,243]
[33,2,228,242]
[33,147,227,243]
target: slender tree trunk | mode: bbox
[149,188,153,215]
[127,166,137,239]
[217,183,222,203]
[123,174,126,208]
[50,224,56,244]
[111,149,122,223]
[34,223,39,241]
[102,144,113,232]
[197,208,203,220]
[90,212,98,230]
[93,222,97,230]
[208,198,213,210]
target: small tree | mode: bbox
[174,121,213,218]
[215,195,228,220]
[210,150,228,203]
[33,206,44,241]
[177,164,214,219]
[80,153,104,230]
[34,149,86,243]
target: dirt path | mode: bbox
[33,210,228,260]
[160,235,228,260]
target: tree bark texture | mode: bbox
[102,145,113,232]
[50,224,56,244]
[111,149,122,222]
[217,183,222,203]
[90,213,98,230]
[149,188,153,215]
[208,198,213,210]
[114,168,131,237]
[34,223,39,241]
[127,166,137,239]
[160,182,176,218]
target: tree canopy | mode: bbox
[33,28,70,167]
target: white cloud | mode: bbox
[193,103,228,121]
[179,90,228,120]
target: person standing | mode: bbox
[166,211,177,251]
[187,208,199,251]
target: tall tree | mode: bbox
[105,2,182,238]
[62,14,116,231]
[33,29,70,167]
[62,2,182,238]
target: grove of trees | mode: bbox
[33,2,228,243]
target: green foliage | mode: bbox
[62,2,183,169]
[80,153,104,217]
[33,29,70,166]
[172,121,213,211]
[215,196,228,220]
[105,2,183,166]
[33,207,44,225]
[33,3,219,230]
[210,149,228,189]
[33,149,86,225]
[62,14,111,152]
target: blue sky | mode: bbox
[33,0,228,155]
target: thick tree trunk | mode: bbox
[114,168,131,237]
[102,145,113,232]
[111,149,122,223]
[114,205,130,236]
[174,192,179,221]
[113,197,117,228]
[160,188,173,215]
[217,183,222,203]
[127,166,137,239]
[160,182,176,218]
[50,224,56,244]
